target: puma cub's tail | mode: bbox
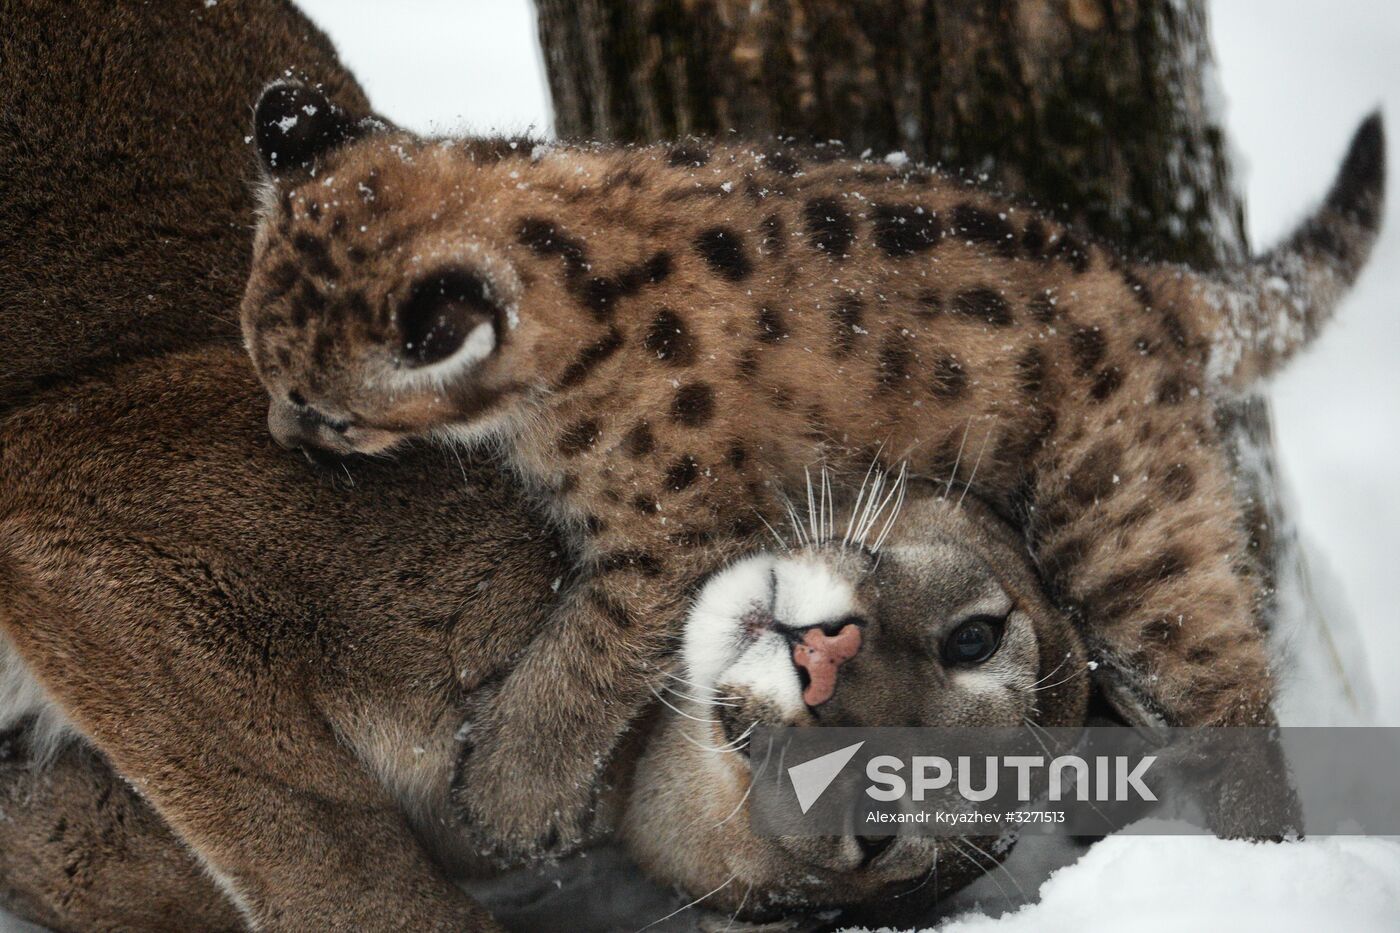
[1199,112,1385,388]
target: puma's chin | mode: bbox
[342,427,409,456]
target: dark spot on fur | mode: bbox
[665,455,701,492]
[1090,367,1123,401]
[830,293,864,353]
[726,442,748,469]
[632,494,659,515]
[1068,438,1122,505]
[291,231,339,281]
[584,514,606,535]
[1022,219,1049,257]
[1185,644,1218,665]
[1122,270,1154,308]
[914,290,942,316]
[1051,233,1091,273]
[558,419,601,457]
[581,251,673,320]
[622,422,655,458]
[930,355,967,399]
[1029,290,1057,324]
[1117,502,1153,530]
[1142,617,1179,644]
[263,260,302,302]
[1069,326,1106,375]
[757,306,789,343]
[694,227,752,281]
[1162,463,1196,502]
[767,151,802,175]
[345,245,368,265]
[878,331,913,391]
[805,197,855,257]
[1041,535,1089,584]
[311,330,336,370]
[559,327,624,387]
[1157,375,1187,405]
[644,308,696,364]
[343,289,372,325]
[871,203,942,256]
[1085,547,1191,618]
[1160,308,1189,349]
[668,146,710,167]
[1016,347,1046,397]
[603,167,648,191]
[672,383,715,426]
[289,280,326,329]
[951,288,1013,326]
[952,204,1016,257]
[517,217,589,277]
[1004,407,1058,466]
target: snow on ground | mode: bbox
[932,830,1400,933]
[3,3,1397,932]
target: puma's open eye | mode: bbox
[941,615,1005,666]
[398,269,501,368]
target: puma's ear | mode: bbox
[253,80,366,176]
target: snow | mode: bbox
[4,3,1398,932]
[932,830,1400,933]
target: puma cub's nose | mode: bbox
[793,623,862,707]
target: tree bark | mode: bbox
[534,0,1313,636]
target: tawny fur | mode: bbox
[1,6,1087,929]
[239,87,1384,854]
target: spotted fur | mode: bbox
[239,83,1385,858]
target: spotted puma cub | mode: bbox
[240,81,1383,856]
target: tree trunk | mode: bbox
[534,0,1327,652]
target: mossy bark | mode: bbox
[535,0,1291,621]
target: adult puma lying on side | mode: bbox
[0,358,1090,929]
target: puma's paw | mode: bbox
[451,735,598,862]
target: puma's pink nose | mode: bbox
[792,623,863,707]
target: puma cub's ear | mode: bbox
[398,269,503,369]
[253,80,365,176]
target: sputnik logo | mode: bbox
[787,741,865,814]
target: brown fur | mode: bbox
[0,0,368,414]
[0,348,569,930]
[0,5,1088,929]
[0,1,501,929]
[239,88,1384,855]
[0,731,244,932]
[0,432,1092,928]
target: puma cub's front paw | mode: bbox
[451,729,599,862]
